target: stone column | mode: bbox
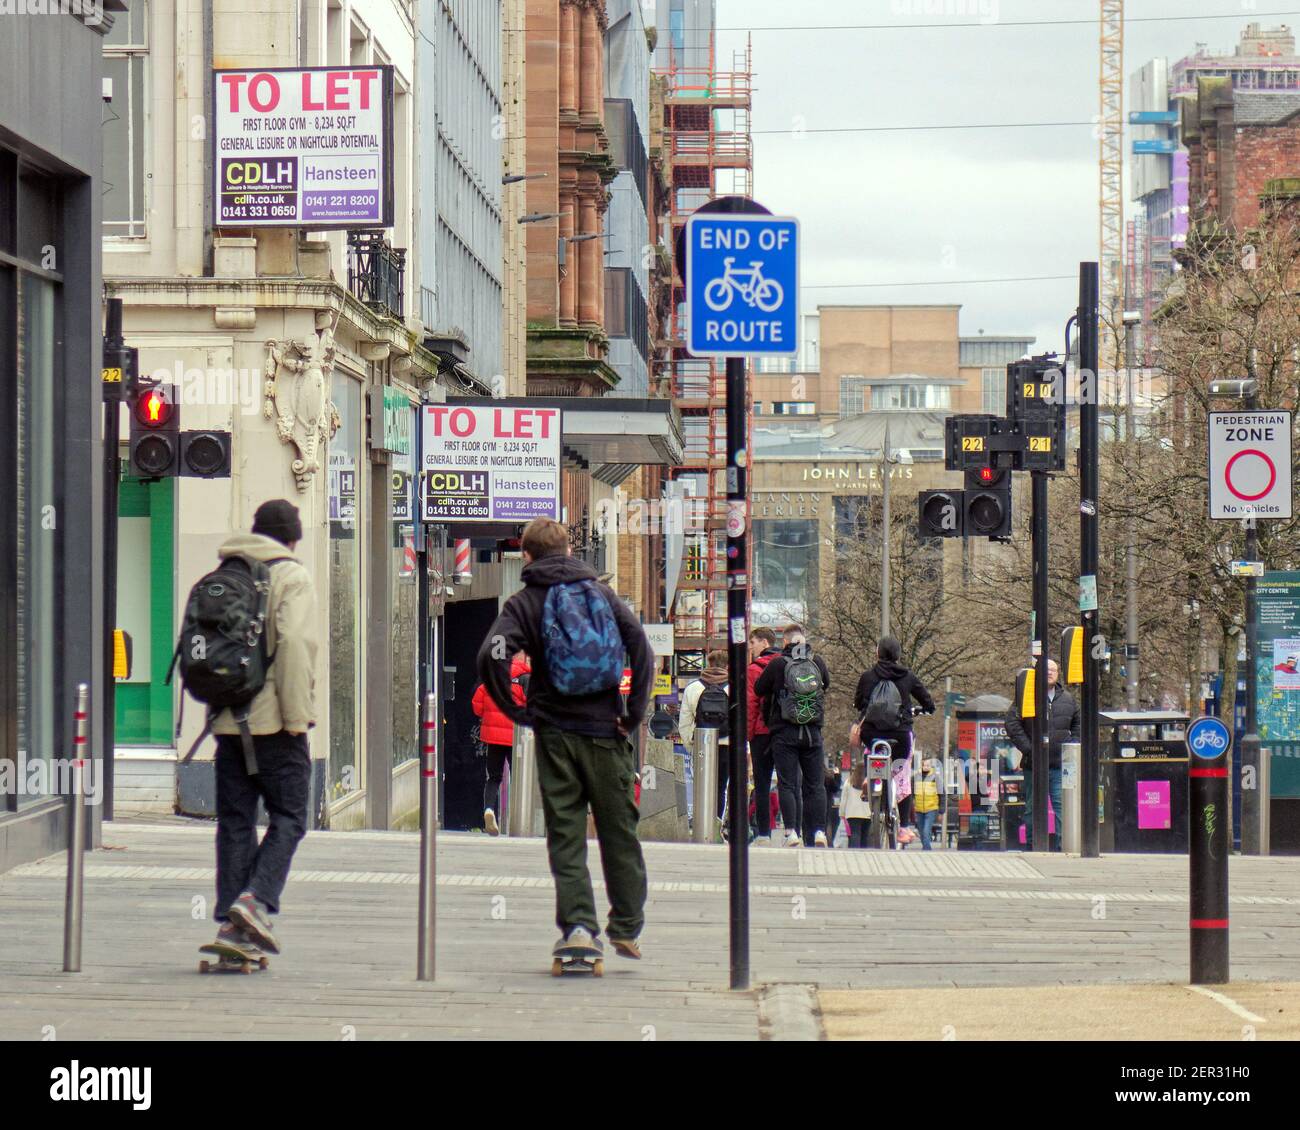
[559,198,577,327]
[579,2,601,120]
[559,2,578,116]
[578,190,601,326]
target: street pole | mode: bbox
[1189,718,1231,984]
[1079,262,1102,858]
[1241,378,1265,856]
[100,296,133,822]
[881,419,891,640]
[1031,469,1049,850]
[724,353,750,991]
[1124,296,1140,711]
[417,690,437,980]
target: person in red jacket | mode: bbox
[472,651,530,835]
[747,627,780,845]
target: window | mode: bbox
[103,1,149,238]
[840,376,869,417]
[329,373,363,800]
[670,8,685,53]
[870,384,951,411]
[604,100,648,207]
[772,401,816,415]
[754,520,819,606]
[982,367,1006,415]
[604,266,649,364]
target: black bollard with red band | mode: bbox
[1187,715,1231,984]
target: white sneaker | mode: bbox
[484,808,499,836]
[783,830,803,848]
[813,830,829,848]
[753,833,772,847]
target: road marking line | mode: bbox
[1185,985,1267,1024]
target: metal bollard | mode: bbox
[507,724,542,837]
[1188,716,1231,985]
[417,691,437,981]
[1060,741,1081,855]
[63,683,90,973]
[693,726,720,844]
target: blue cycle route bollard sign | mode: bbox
[1186,716,1231,760]
[685,212,799,358]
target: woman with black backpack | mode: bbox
[852,637,936,840]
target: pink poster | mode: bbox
[1136,780,1171,830]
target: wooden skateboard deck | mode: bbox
[199,941,269,974]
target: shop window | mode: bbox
[329,374,363,800]
[753,519,819,608]
[390,420,418,769]
[103,1,149,239]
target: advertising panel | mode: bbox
[213,66,394,228]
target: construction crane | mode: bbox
[1100,1,1125,346]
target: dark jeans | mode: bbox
[751,733,774,835]
[484,743,511,813]
[215,730,311,919]
[535,725,647,940]
[916,809,937,851]
[824,778,840,844]
[1023,768,1063,850]
[772,728,826,837]
[847,817,871,848]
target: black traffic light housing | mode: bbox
[963,466,1012,538]
[918,489,964,538]
[129,383,180,478]
[179,430,232,478]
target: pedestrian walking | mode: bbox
[173,499,320,962]
[913,756,941,851]
[1004,658,1079,851]
[752,624,831,847]
[746,627,780,844]
[678,650,731,828]
[476,518,654,967]
[840,751,873,848]
[472,652,530,836]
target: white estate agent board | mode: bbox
[1208,410,1293,520]
[420,403,563,523]
[213,66,394,228]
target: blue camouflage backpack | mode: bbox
[541,579,624,695]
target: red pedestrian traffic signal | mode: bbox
[129,384,180,478]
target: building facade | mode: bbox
[1,2,119,873]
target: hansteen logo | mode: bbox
[49,1061,151,1111]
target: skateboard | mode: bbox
[550,944,604,977]
[199,940,270,974]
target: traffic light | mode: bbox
[129,384,179,478]
[179,429,232,478]
[963,467,1011,538]
[918,489,964,538]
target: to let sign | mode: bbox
[420,403,562,523]
[1208,410,1293,520]
[686,213,799,357]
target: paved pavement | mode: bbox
[1,821,1298,1040]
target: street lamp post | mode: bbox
[1123,303,1141,711]
[879,420,913,641]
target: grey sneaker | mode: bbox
[484,808,499,836]
[227,892,280,955]
[213,920,262,955]
[554,925,603,956]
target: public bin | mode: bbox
[1099,711,1189,853]
[952,694,1018,850]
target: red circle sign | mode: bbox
[1225,448,1276,501]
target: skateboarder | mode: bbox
[193,500,319,958]
[476,517,654,969]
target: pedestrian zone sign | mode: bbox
[1208,411,1293,520]
[686,213,798,358]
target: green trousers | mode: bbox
[534,725,647,940]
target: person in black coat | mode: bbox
[853,637,935,830]
[1004,657,1079,850]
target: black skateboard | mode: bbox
[551,942,604,977]
[199,940,269,974]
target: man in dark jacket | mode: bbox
[1004,658,1079,850]
[753,625,831,847]
[477,517,654,959]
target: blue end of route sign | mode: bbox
[686,213,799,358]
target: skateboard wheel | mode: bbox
[240,963,252,974]
[259,957,269,970]
[199,961,210,974]
[592,960,604,977]
[551,959,563,976]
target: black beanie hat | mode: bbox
[252,499,303,546]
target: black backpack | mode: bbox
[167,555,288,773]
[777,653,825,726]
[695,683,730,737]
[862,676,906,732]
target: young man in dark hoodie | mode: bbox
[753,624,831,847]
[476,517,654,961]
[853,636,935,833]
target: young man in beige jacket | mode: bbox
[210,499,319,956]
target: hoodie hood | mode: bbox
[218,532,302,564]
[521,554,597,587]
[873,659,910,681]
[701,666,728,686]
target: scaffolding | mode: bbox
[655,33,755,667]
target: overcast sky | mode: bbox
[711,0,1300,356]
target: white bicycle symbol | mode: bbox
[703,257,785,313]
[1192,728,1227,752]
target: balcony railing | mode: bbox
[347,231,406,321]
